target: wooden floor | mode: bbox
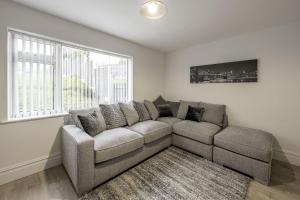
[0,160,299,200]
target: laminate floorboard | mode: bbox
[0,160,299,200]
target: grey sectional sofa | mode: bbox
[62,102,273,196]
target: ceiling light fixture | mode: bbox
[140,0,167,19]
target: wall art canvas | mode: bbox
[190,59,257,83]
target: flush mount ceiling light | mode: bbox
[140,0,167,19]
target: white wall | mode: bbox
[0,0,165,185]
[165,21,300,166]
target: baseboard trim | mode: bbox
[273,149,300,166]
[0,153,61,186]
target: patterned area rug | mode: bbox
[81,147,250,200]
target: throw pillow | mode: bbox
[119,102,139,126]
[78,111,106,137]
[185,106,205,122]
[133,101,151,121]
[199,102,226,126]
[70,107,104,130]
[144,100,159,120]
[167,101,180,117]
[153,96,167,106]
[177,100,200,119]
[157,104,173,117]
[100,103,127,129]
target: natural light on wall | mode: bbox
[7,30,133,120]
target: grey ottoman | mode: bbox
[213,126,273,185]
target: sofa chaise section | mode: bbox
[213,126,273,185]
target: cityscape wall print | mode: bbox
[190,59,258,83]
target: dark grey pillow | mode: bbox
[144,100,159,120]
[78,111,106,137]
[153,96,167,106]
[199,102,226,126]
[185,106,205,122]
[177,101,200,119]
[100,104,127,129]
[133,101,151,121]
[156,104,173,117]
[69,107,102,129]
[119,102,139,126]
[167,101,180,117]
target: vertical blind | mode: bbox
[8,30,132,120]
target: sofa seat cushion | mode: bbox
[94,128,144,163]
[214,126,273,163]
[173,120,221,145]
[157,117,182,126]
[128,120,172,143]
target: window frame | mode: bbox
[5,27,133,122]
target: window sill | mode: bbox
[0,113,68,125]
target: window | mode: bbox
[8,30,133,120]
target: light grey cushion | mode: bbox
[133,101,151,122]
[94,128,144,163]
[173,120,221,144]
[64,114,74,125]
[69,107,103,130]
[77,111,106,137]
[214,126,273,162]
[128,120,172,143]
[100,104,127,129]
[176,101,199,119]
[144,100,159,120]
[119,102,139,126]
[199,102,226,126]
[157,117,182,126]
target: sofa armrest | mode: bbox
[61,125,94,195]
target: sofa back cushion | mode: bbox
[100,104,127,129]
[144,100,159,120]
[133,101,151,121]
[78,111,106,136]
[199,101,226,126]
[119,102,139,126]
[177,101,199,119]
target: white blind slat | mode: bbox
[36,40,41,115]
[22,36,27,117]
[29,37,34,116]
[43,41,46,114]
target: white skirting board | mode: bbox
[0,149,299,186]
[0,153,61,186]
[273,149,300,167]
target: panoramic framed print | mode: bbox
[190,59,257,83]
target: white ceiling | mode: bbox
[12,0,300,52]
